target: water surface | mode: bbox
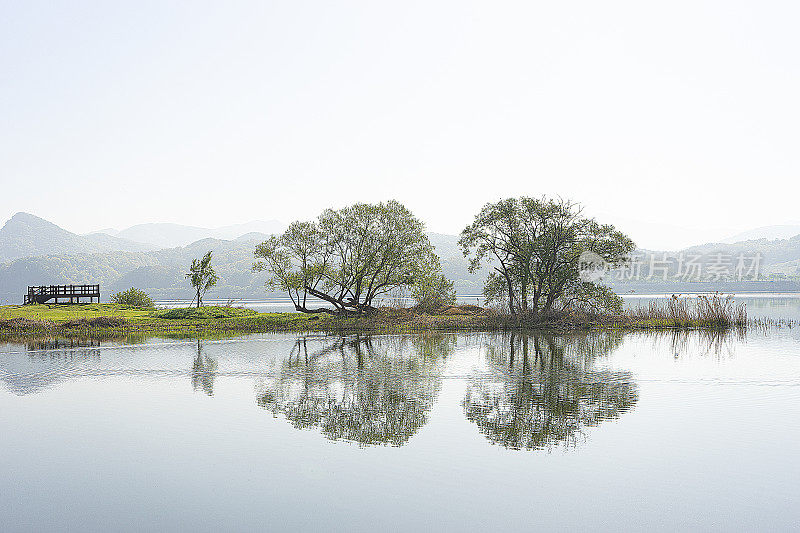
[155,292,800,320]
[1,328,799,531]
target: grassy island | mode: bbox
[0,294,748,341]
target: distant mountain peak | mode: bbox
[9,211,39,220]
[0,211,69,236]
[3,211,59,228]
[0,212,154,263]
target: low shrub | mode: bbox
[111,288,154,308]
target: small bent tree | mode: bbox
[186,251,218,308]
[460,197,634,317]
[254,200,446,315]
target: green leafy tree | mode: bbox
[460,197,634,316]
[458,198,523,313]
[254,200,446,314]
[186,251,218,308]
[253,222,330,313]
[110,287,154,307]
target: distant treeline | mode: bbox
[0,233,489,304]
[2,202,799,305]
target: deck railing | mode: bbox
[24,284,101,304]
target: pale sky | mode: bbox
[2,1,799,250]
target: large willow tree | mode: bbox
[459,197,634,316]
[254,200,444,314]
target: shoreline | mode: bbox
[0,303,758,341]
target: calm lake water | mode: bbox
[157,292,800,320]
[2,322,800,530]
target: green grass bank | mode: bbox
[0,296,750,340]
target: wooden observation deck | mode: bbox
[24,284,100,305]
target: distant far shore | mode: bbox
[5,288,800,308]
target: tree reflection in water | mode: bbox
[192,339,217,396]
[463,332,638,451]
[257,334,454,446]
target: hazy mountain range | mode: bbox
[722,224,800,244]
[92,220,286,249]
[0,212,287,262]
[0,212,799,304]
[0,213,156,263]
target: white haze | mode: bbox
[2,1,800,250]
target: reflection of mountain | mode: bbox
[463,332,637,451]
[0,338,221,397]
[25,338,101,352]
[0,339,101,395]
[256,334,454,447]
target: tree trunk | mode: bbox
[304,286,371,315]
[503,271,515,315]
[294,303,336,315]
[305,286,345,311]
[532,286,541,319]
[543,290,559,315]
[520,278,528,312]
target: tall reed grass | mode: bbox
[624,294,746,329]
